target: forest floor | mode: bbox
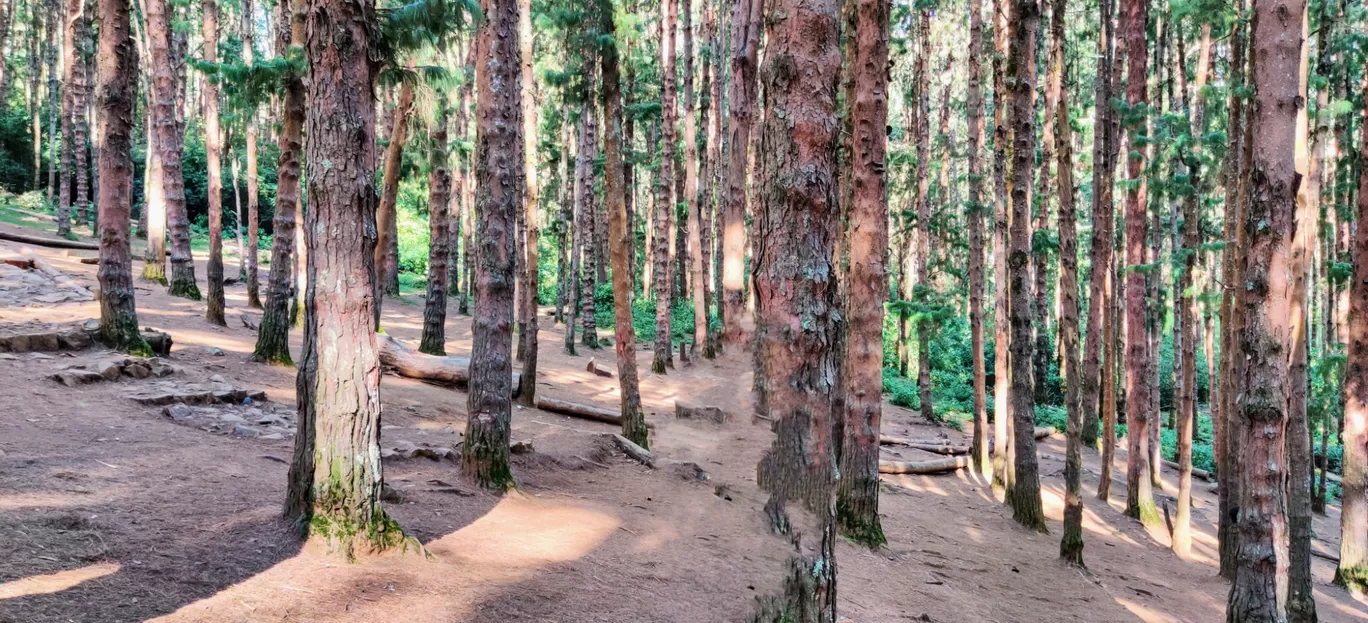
[1,216,1367,622]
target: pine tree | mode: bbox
[203,0,227,327]
[651,0,677,374]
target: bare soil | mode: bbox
[1,225,1365,622]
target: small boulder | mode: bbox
[205,347,225,357]
[232,424,261,437]
[123,362,151,379]
[51,369,105,387]
[510,440,536,455]
[93,360,123,381]
[162,404,195,421]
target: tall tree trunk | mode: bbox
[1338,69,1368,591]
[1033,0,1058,408]
[515,0,539,404]
[244,0,261,309]
[202,0,226,327]
[29,0,43,195]
[285,0,404,555]
[651,0,677,374]
[1054,0,1083,566]
[578,81,600,351]
[684,0,708,360]
[419,108,452,356]
[1121,0,1156,525]
[140,20,166,283]
[1006,0,1044,533]
[251,0,303,366]
[990,0,1013,497]
[564,112,583,355]
[45,0,57,207]
[748,0,841,615]
[913,9,933,424]
[554,114,571,326]
[94,0,148,355]
[1285,8,1316,620]
[836,0,889,548]
[597,0,649,448]
[719,0,759,345]
[57,0,81,237]
[966,0,990,478]
[696,0,718,358]
[460,0,522,492]
[1081,0,1115,451]
[1227,0,1303,614]
[374,79,415,324]
[148,0,198,299]
[72,0,90,229]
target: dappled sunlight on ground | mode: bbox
[0,563,120,599]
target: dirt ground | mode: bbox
[1,219,1367,622]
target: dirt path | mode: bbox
[0,238,1365,622]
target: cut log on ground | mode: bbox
[376,333,521,390]
[78,257,99,265]
[0,252,34,268]
[1161,459,1213,482]
[675,402,728,423]
[608,433,654,467]
[879,456,970,475]
[0,230,99,250]
[586,358,613,377]
[536,397,623,425]
[879,427,1052,455]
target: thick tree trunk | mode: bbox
[1054,0,1083,566]
[1005,0,1045,533]
[966,0,990,478]
[147,0,197,299]
[374,79,415,324]
[56,0,81,237]
[251,0,303,366]
[1121,0,1157,526]
[515,0,539,404]
[748,0,841,615]
[1335,20,1368,600]
[461,0,522,492]
[597,2,649,447]
[285,0,403,556]
[203,0,226,327]
[651,0,677,374]
[990,0,1013,497]
[719,0,760,345]
[419,109,451,357]
[683,0,709,360]
[577,83,600,351]
[1227,0,1303,615]
[836,0,889,549]
[94,0,148,355]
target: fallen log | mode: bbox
[675,402,729,424]
[878,427,1052,454]
[879,456,970,475]
[585,358,613,377]
[78,256,99,265]
[608,433,654,467]
[1161,459,1213,482]
[536,397,623,425]
[0,230,98,250]
[24,250,94,299]
[376,333,521,389]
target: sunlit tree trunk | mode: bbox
[1337,65,1368,596]
[461,0,522,492]
[45,0,57,207]
[748,0,841,615]
[244,0,261,309]
[94,0,148,355]
[578,78,600,351]
[564,111,583,355]
[251,0,303,366]
[912,9,933,424]
[965,0,990,478]
[374,78,415,324]
[202,0,226,327]
[597,0,649,448]
[285,0,404,556]
[651,0,677,373]
[148,0,197,299]
[1227,0,1303,615]
[990,0,1013,497]
[56,0,82,237]
[1081,0,1115,451]
[1054,0,1083,566]
[515,0,539,404]
[836,0,889,548]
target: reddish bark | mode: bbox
[966,0,989,478]
[374,79,415,323]
[651,0,677,374]
[244,0,261,309]
[1054,0,1082,566]
[990,0,1013,496]
[1338,59,1368,596]
[1080,0,1115,452]
[515,0,539,404]
[420,108,452,357]
[147,0,197,299]
[719,0,760,345]
[202,0,226,327]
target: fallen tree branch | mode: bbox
[879,456,970,475]
[376,333,521,390]
[1161,459,1214,482]
[0,230,98,250]
[879,427,1053,456]
[536,397,623,426]
[608,433,654,467]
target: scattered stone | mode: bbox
[382,439,456,461]
[260,433,284,441]
[0,353,17,360]
[510,440,536,455]
[127,379,267,406]
[675,402,729,424]
[232,424,261,437]
[670,461,711,482]
[713,484,734,501]
[162,404,195,421]
[51,369,105,387]
[380,482,404,503]
[205,347,225,357]
[218,413,246,424]
[123,363,151,379]
[93,360,123,381]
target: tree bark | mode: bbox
[683,0,709,360]
[374,78,415,324]
[597,0,649,447]
[719,0,760,345]
[1339,86,1368,587]
[748,0,841,616]
[202,0,226,327]
[1054,0,1083,566]
[990,0,1013,497]
[1227,0,1303,615]
[966,0,990,478]
[515,0,539,404]
[251,0,303,366]
[147,0,197,299]
[461,0,522,492]
[1081,0,1115,451]
[94,0,148,355]
[577,78,600,351]
[912,9,933,424]
[651,0,677,374]
[285,0,403,556]
[57,0,82,237]
[1006,0,1045,533]
[836,0,889,549]
[244,0,261,309]
[419,108,451,357]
